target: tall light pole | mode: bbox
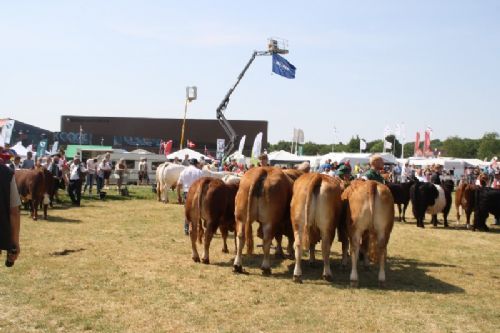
[332,126,337,152]
[180,86,197,149]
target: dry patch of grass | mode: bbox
[1,186,499,332]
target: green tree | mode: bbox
[477,132,500,160]
[268,140,292,152]
[369,140,383,153]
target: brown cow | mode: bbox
[455,182,476,228]
[186,177,238,264]
[342,180,394,287]
[290,173,343,283]
[15,167,51,220]
[233,167,293,275]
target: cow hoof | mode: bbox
[402,219,406,223]
[222,248,229,254]
[192,257,201,263]
[444,224,449,228]
[322,275,333,282]
[201,258,210,265]
[350,280,359,288]
[233,265,244,274]
[466,224,471,230]
[292,275,303,284]
[417,225,424,229]
[261,267,272,276]
[32,217,37,221]
[378,281,386,289]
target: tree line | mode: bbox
[268,132,500,160]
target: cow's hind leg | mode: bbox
[349,233,361,287]
[201,222,217,264]
[261,223,274,276]
[396,204,402,222]
[190,220,200,263]
[233,221,245,273]
[219,225,229,253]
[377,236,388,288]
[274,233,285,258]
[402,202,408,222]
[292,228,303,283]
[321,234,334,282]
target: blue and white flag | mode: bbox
[272,53,296,79]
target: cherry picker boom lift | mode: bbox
[215,38,289,159]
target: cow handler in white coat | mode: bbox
[177,158,203,235]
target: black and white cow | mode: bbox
[410,180,453,228]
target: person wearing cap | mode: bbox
[336,164,353,183]
[0,162,21,266]
[177,158,203,235]
[362,155,385,184]
[68,156,87,206]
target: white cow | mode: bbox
[157,163,236,203]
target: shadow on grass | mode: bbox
[214,250,464,294]
[44,215,82,224]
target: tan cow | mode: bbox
[186,177,239,264]
[342,180,394,287]
[233,167,293,275]
[290,173,343,283]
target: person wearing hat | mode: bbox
[0,161,21,266]
[362,155,385,184]
[68,156,87,206]
[336,164,353,183]
[177,158,203,235]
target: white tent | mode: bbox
[227,151,246,164]
[267,150,309,164]
[167,148,209,161]
[10,141,29,157]
[320,152,396,165]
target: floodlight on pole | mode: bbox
[180,86,197,149]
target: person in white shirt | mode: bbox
[177,158,203,235]
[97,157,112,193]
[68,156,87,206]
[83,158,97,195]
[138,157,149,185]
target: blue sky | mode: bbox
[1,1,499,144]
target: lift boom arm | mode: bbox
[216,51,269,158]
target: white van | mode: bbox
[95,151,168,185]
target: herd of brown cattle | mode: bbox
[185,167,395,287]
[184,166,500,287]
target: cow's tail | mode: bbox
[196,180,209,244]
[245,180,256,255]
[303,175,321,249]
[367,181,379,263]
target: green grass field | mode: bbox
[1,186,499,333]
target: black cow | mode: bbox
[473,187,500,231]
[387,180,415,222]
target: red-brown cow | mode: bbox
[342,180,394,287]
[455,182,477,228]
[15,167,51,220]
[233,167,293,275]
[290,173,343,283]
[186,177,238,264]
